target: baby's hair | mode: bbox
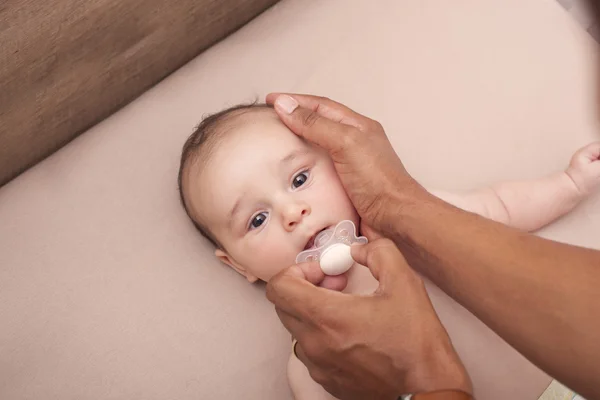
[177,101,273,247]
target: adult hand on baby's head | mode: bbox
[266,93,430,237]
[566,141,600,195]
[266,239,471,400]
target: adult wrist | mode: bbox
[401,340,472,397]
[380,179,440,239]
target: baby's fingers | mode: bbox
[576,142,600,162]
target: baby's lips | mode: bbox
[295,220,367,266]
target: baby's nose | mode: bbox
[283,203,311,231]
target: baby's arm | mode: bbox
[430,142,600,231]
[288,353,338,400]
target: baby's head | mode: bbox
[178,103,359,283]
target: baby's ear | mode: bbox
[215,249,258,283]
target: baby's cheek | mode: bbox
[268,248,299,279]
[246,238,297,281]
[323,175,358,215]
[322,167,351,199]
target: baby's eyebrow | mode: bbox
[227,196,244,230]
[280,149,310,165]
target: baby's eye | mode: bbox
[249,212,268,230]
[292,171,310,188]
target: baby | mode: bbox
[178,103,600,400]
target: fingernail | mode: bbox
[275,95,298,114]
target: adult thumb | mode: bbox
[351,239,411,293]
[273,95,353,153]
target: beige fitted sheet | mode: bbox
[1,0,599,399]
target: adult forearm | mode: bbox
[387,190,600,400]
[267,93,600,398]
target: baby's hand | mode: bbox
[566,142,600,195]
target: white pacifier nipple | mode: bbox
[320,243,354,276]
[295,220,368,276]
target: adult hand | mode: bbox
[266,239,471,400]
[266,93,430,237]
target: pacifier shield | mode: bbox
[295,220,368,275]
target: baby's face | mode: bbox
[185,109,359,282]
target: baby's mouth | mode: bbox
[304,227,330,250]
[304,234,317,251]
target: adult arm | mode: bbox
[267,93,600,400]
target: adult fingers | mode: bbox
[293,341,337,394]
[293,260,348,291]
[275,307,311,340]
[294,261,327,285]
[319,274,348,291]
[266,93,365,130]
[350,239,406,288]
[359,221,384,241]
[269,95,357,154]
[266,264,346,321]
[292,341,321,374]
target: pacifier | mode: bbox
[295,220,368,276]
